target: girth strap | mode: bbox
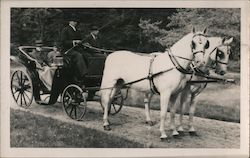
[148,56,160,94]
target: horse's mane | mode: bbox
[169,32,194,58]
[207,37,223,55]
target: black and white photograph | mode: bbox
[1,0,249,157]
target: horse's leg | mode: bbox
[102,89,113,130]
[144,93,154,126]
[159,91,171,140]
[188,93,198,136]
[102,79,123,130]
[178,86,190,133]
[169,93,180,136]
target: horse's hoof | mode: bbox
[189,131,198,136]
[160,135,168,141]
[172,131,181,139]
[160,137,168,141]
[146,121,154,126]
[104,125,111,131]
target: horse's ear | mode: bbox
[202,27,207,34]
[221,37,226,44]
[192,27,196,33]
[224,37,234,45]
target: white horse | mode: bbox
[171,37,234,136]
[100,28,209,140]
[143,37,233,136]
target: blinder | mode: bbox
[215,49,228,65]
[215,45,231,65]
[205,40,210,49]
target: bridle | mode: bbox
[167,33,209,74]
[210,44,231,68]
[215,45,230,65]
[173,33,208,63]
[191,33,208,56]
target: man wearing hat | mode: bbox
[29,39,47,65]
[60,17,88,85]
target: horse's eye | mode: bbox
[217,51,224,58]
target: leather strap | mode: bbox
[148,56,160,94]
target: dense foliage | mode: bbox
[139,8,240,60]
[11,8,240,61]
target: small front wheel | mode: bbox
[62,84,87,121]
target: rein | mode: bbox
[167,49,194,74]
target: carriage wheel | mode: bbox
[109,91,124,115]
[11,69,33,108]
[62,84,87,121]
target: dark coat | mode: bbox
[60,25,82,52]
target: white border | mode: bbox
[1,0,249,157]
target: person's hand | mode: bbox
[91,30,99,36]
[73,40,82,46]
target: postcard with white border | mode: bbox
[1,0,249,157]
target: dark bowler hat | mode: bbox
[66,14,79,22]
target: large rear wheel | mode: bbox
[11,69,33,108]
[62,84,87,121]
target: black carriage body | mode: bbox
[15,46,107,105]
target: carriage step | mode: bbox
[36,100,50,105]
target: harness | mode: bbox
[148,56,160,94]
[147,49,195,94]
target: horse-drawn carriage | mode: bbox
[11,28,236,139]
[10,44,124,121]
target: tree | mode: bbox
[11,8,63,45]
[139,8,240,60]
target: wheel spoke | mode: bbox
[12,88,19,95]
[74,106,77,119]
[22,93,27,106]
[65,103,72,111]
[69,106,74,117]
[16,92,21,102]
[23,91,31,101]
[20,92,23,106]
[75,106,84,119]
[65,91,72,100]
[20,71,23,85]
[16,71,21,84]
[112,104,117,112]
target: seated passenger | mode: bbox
[47,45,62,67]
[29,40,47,67]
[30,40,59,91]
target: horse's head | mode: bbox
[191,27,210,67]
[214,37,233,75]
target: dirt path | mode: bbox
[10,98,240,148]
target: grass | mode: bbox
[228,60,240,73]
[194,103,240,122]
[10,109,144,148]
